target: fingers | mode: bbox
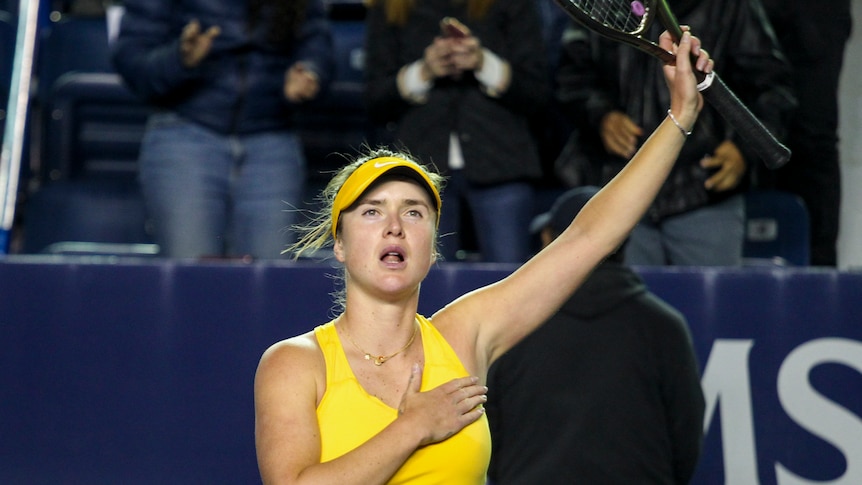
[436,376,488,414]
[658,27,713,75]
[182,19,221,43]
[398,373,487,444]
[180,19,221,68]
[448,379,487,424]
[181,19,201,41]
[662,28,708,124]
[702,142,745,191]
[424,35,483,78]
[601,112,642,158]
[285,63,320,102]
[450,37,483,71]
[438,375,479,395]
[673,31,695,73]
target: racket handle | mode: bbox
[700,72,791,170]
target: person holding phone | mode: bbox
[254,30,714,484]
[363,0,549,263]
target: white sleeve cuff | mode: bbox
[397,60,432,104]
[474,49,510,97]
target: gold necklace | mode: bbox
[342,319,419,366]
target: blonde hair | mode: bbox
[364,0,495,26]
[287,147,445,260]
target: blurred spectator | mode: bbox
[52,0,105,16]
[363,0,550,263]
[762,0,853,266]
[555,0,796,266]
[112,0,333,259]
[487,186,705,484]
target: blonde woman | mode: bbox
[254,30,713,485]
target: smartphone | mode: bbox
[440,17,470,38]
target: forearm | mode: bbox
[263,418,422,485]
[578,116,689,251]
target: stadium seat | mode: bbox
[743,189,810,266]
[18,10,157,255]
[36,14,114,103]
[23,72,154,254]
[21,177,154,254]
[0,0,15,15]
[40,72,151,181]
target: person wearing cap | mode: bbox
[253,30,712,485]
[485,186,705,485]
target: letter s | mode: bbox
[776,338,862,485]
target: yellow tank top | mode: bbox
[314,315,491,484]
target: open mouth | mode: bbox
[381,248,405,263]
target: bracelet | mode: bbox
[667,109,692,137]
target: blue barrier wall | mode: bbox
[1,258,861,484]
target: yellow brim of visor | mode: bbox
[331,157,442,238]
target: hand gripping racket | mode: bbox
[553,0,791,169]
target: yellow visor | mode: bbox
[331,157,442,238]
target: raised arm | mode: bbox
[434,30,713,373]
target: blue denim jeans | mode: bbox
[438,171,534,263]
[625,194,745,266]
[138,113,305,259]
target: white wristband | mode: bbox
[697,71,715,92]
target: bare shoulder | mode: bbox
[255,331,327,481]
[255,331,325,397]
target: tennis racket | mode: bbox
[553,0,791,169]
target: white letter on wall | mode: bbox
[702,339,759,484]
[776,338,862,485]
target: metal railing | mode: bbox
[0,0,40,253]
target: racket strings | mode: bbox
[571,0,648,34]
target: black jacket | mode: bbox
[556,0,796,220]
[487,263,705,484]
[112,0,334,135]
[363,0,548,185]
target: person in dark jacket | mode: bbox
[486,186,706,485]
[762,0,853,266]
[112,0,333,259]
[363,0,549,263]
[555,0,796,266]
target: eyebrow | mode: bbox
[356,197,431,210]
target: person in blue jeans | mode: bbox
[112,0,333,259]
[555,0,796,266]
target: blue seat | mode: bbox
[36,15,114,104]
[20,11,156,254]
[0,0,15,15]
[743,190,810,266]
[22,72,155,254]
[41,72,151,181]
[21,177,155,254]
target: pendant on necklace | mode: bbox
[365,354,386,366]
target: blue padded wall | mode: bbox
[1,260,861,484]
